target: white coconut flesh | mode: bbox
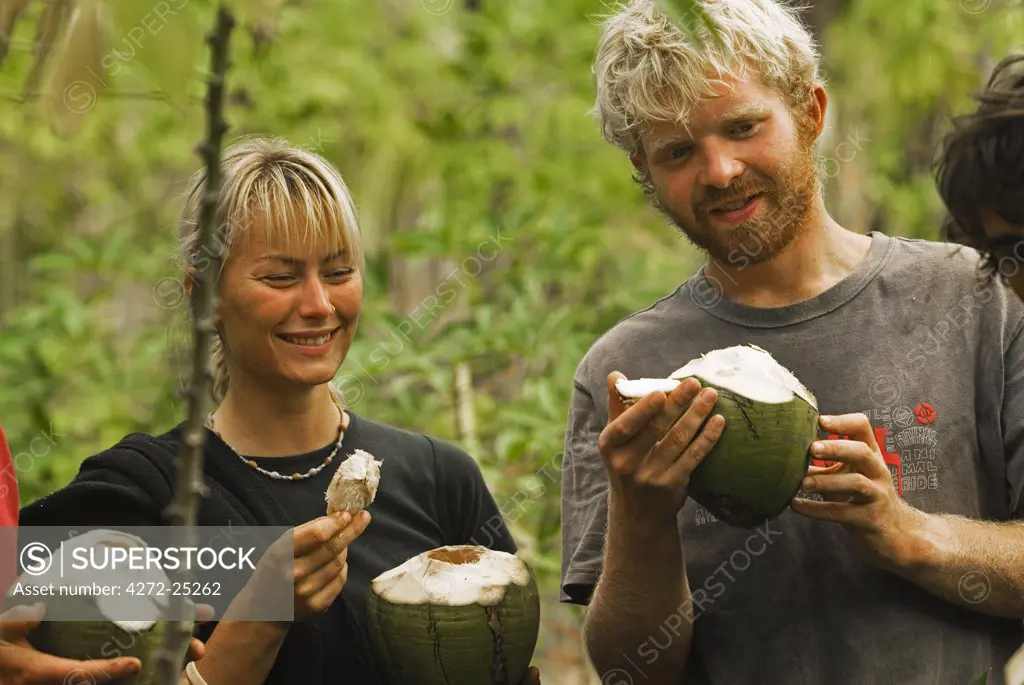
[615,377,682,401]
[24,529,168,634]
[371,546,531,607]
[669,344,818,408]
[326,449,383,515]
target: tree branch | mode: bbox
[153,5,234,685]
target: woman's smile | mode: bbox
[276,327,342,356]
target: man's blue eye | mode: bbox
[671,146,691,159]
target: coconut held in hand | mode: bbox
[325,449,382,515]
[615,344,819,528]
[367,546,540,685]
[6,530,188,685]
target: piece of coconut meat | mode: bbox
[326,449,383,515]
[614,377,682,404]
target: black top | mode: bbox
[18,411,518,685]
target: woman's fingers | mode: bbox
[295,548,347,598]
[188,637,206,662]
[303,563,349,616]
[293,513,351,557]
[294,512,369,596]
[292,511,365,578]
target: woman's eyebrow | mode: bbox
[257,249,347,265]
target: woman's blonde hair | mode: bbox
[178,136,364,405]
[592,0,823,159]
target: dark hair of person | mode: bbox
[935,54,1024,281]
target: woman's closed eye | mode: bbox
[324,267,355,280]
[261,268,354,285]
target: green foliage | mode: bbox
[821,0,1024,236]
[0,0,1019,598]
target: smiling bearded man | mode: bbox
[559,1,1024,685]
[643,76,822,268]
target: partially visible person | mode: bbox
[935,53,1024,685]
[1,424,18,596]
[936,53,1024,297]
[0,424,207,684]
[0,423,16,527]
[1,604,145,685]
[0,602,211,685]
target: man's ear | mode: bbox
[805,84,829,142]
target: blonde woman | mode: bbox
[19,138,540,685]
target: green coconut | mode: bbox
[366,545,540,685]
[615,344,819,528]
[6,529,189,685]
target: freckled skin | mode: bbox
[632,75,822,266]
[213,218,364,394]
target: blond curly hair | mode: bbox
[592,0,823,159]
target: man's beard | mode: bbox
[651,140,820,267]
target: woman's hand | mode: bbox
[246,510,371,624]
[291,510,370,622]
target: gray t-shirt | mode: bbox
[560,232,1024,685]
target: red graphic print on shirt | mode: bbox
[914,403,936,425]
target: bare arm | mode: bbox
[793,413,1024,618]
[184,619,290,684]
[582,373,724,685]
[585,493,694,684]
[891,511,1024,617]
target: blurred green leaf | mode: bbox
[107,0,203,107]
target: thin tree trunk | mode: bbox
[453,361,480,456]
[153,6,234,685]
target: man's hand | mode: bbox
[790,413,921,568]
[598,371,725,525]
[0,603,142,684]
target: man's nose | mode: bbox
[697,141,745,189]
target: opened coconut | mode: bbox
[615,344,819,528]
[325,449,382,515]
[6,529,189,685]
[366,545,540,685]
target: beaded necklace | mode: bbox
[205,390,347,481]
